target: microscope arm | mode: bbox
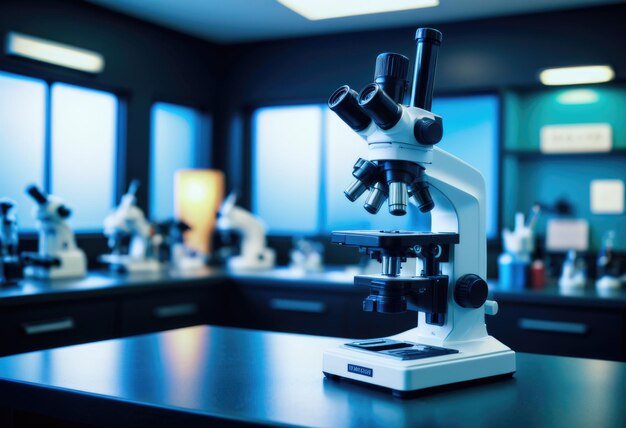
[427,147,486,279]
[419,147,489,343]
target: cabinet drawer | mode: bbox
[235,288,347,337]
[487,303,624,361]
[0,300,118,356]
[121,290,218,336]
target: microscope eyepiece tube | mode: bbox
[0,200,14,216]
[358,83,402,130]
[26,185,48,205]
[374,53,409,103]
[128,179,141,196]
[328,85,372,131]
[410,28,442,111]
[388,182,408,216]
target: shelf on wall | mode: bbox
[503,149,626,159]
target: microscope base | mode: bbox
[24,251,87,279]
[100,254,161,273]
[322,334,515,395]
[227,249,275,271]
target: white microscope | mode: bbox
[322,28,515,397]
[22,185,87,279]
[216,193,275,271]
[100,180,161,273]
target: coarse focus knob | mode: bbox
[454,274,488,308]
[414,117,443,145]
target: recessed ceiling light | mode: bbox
[277,0,439,21]
[5,32,104,73]
[539,65,614,86]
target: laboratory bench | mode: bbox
[0,325,624,428]
[0,268,625,361]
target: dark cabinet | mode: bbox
[1,273,625,362]
[120,289,221,336]
[487,302,625,361]
[0,299,118,356]
[234,287,348,336]
[232,286,417,338]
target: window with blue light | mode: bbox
[150,102,210,221]
[0,71,46,230]
[252,106,322,234]
[252,95,500,238]
[51,83,118,230]
[431,95,499,238]
[0,71,119,232]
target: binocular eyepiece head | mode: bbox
[328,85,371,132]
[331,28,444,217]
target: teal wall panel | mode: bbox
[503,84,626,251]
[514,156,626,251]
[508,85,626,151]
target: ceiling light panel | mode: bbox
[5,32,105,73]
[539,65,614,86]
[277,0,439,21]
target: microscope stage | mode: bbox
[331,230,459,249]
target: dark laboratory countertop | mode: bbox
[0,325,624,428]
[1,266,626,309]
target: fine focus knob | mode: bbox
[414,117,443,145]
[454,274,488,308]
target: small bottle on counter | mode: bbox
[558,250,587,290]
[498,212,533,290]
[530,259,546,290]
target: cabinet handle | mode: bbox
[518,318,588,335]
[269,298,326,313]
[23,317,75,335]
[153,303,198,318]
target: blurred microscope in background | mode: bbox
[0,200,23,286]
[215,193,275,271]
[22,185,87,279]
[154,219,206,271]
[100,180,161,273]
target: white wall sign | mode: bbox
[590,179,625,214]
[540,123,612,153]
[546,219,589,251]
